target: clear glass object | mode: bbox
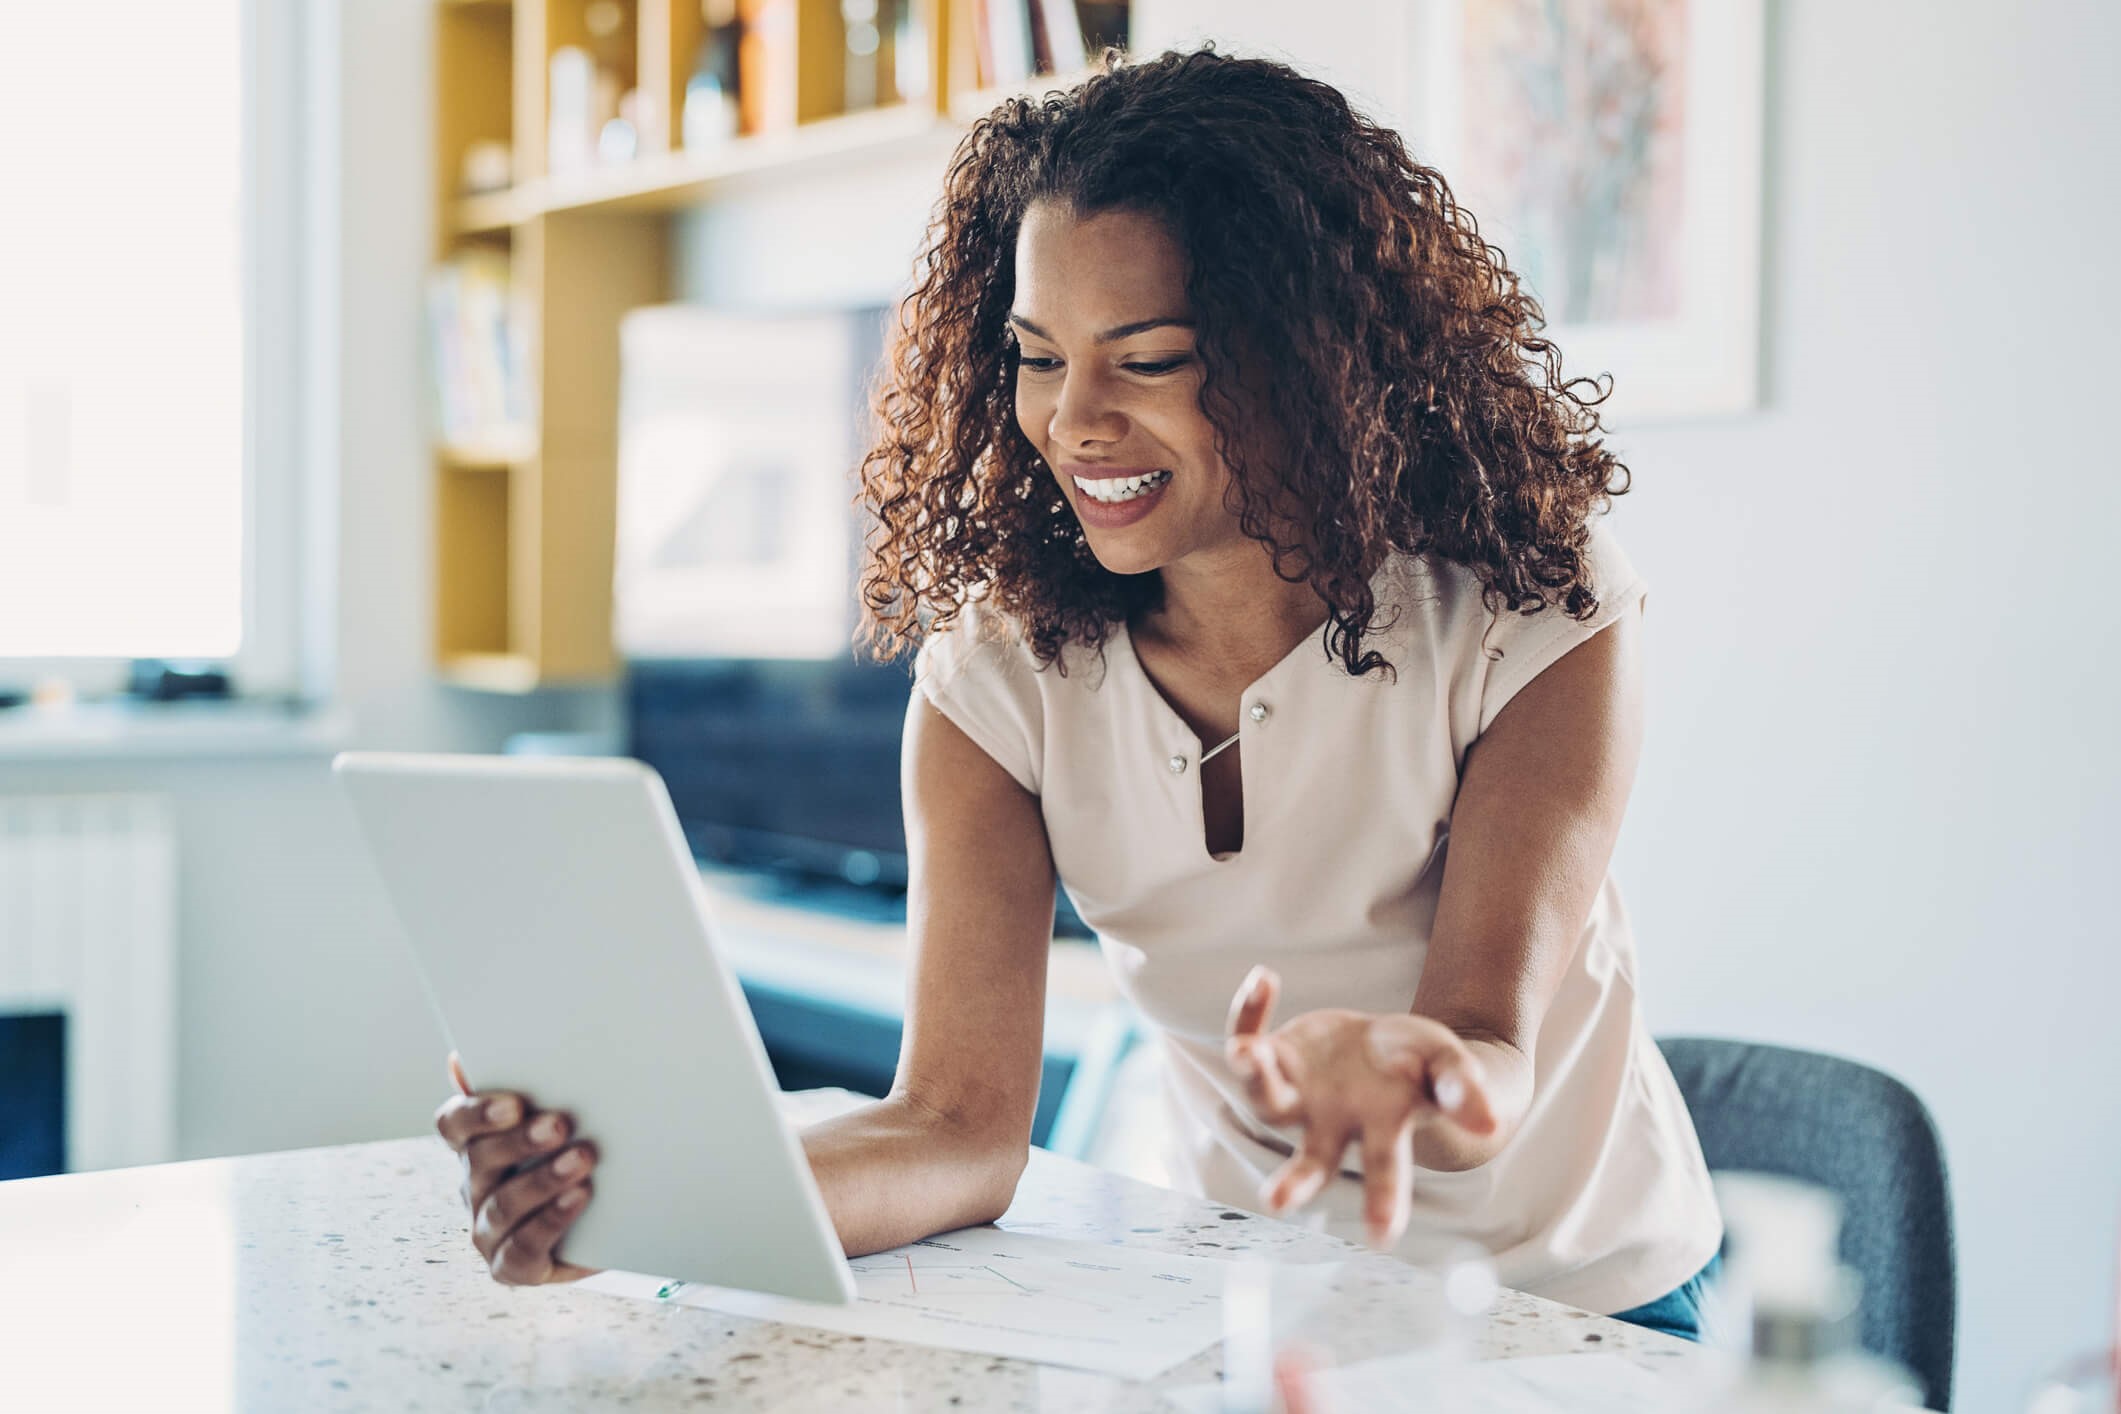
[2022,1348,2119,1414]
[1679,1173,1925,1413]
[1221,1239,1497,1412]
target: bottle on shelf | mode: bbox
[684,0,744,149]
[840,0,881,110]
[548,45,597,177]
[458,138,513,197]
[891,0,928,104]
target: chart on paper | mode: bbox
[847,1230,1223,1327]
[582,1225,1338,1381]
[860,1245,1042,1300]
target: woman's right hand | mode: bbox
[433,1052,601,1286]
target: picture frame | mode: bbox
[1412,0,1766,425]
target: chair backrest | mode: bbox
[1656,1037,1957,1411]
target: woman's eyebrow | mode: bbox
[1007,313,1196,343]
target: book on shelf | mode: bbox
[972,2,1103,90]
[969,0,997,89]
[425,248,532,456]
[988,0,1036,85]
[1075,1,1127,56]
[738,0,800,133]
[1026,0,1050,74]
[1026,0,1087,76]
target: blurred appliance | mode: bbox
[615,304,927,894]
[617,302,1093,937]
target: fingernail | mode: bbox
[555,1147,586,1176]
[557,1186,587,1210]
[1434,1073,1466,1112]
[487,1097,520,1127]
[530,1114,563,1144]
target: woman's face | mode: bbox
[1011,202,1250,579]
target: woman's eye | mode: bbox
[1011,354,1191,375]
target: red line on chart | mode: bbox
[905,1254,918,1295]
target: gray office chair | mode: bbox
[1657,1037,1957,1411]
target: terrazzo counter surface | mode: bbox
[1,1092,1705,1411]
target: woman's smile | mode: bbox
[1060,462,1174,528]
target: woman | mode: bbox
[435,46,1722,1340]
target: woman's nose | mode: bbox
[1049,370,1127,448]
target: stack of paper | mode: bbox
[585,1226,1341,1381]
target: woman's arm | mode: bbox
[1225,605,1645,1243]
[1407,601,1645,1165]
[798,697,1059,1257]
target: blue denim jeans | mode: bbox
[1608,1252,1722,1342]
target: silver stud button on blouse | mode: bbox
[1168,754,1189,775]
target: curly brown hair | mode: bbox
[856,44,1631,678]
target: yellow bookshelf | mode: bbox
[429,0,1121,690]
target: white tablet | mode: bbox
[333,750,857,1305]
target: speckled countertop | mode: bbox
[0,1093,1704,1412]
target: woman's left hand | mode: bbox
[1224,965,1499,1249]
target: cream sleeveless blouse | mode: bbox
[910,520,1721,1313]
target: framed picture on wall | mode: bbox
[1415,0,1765,425]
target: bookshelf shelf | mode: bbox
[429,0,1122,691]
[452,188,531,236]
[452,99,953,231]
[436,653,548,694]
[437,433,537,471]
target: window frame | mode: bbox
[0,0,310,703]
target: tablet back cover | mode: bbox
[334,751,856,1304]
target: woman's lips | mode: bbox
[1067,469,1171,530]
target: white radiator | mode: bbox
[0,793,176,1171]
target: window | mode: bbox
[0,0,303,700]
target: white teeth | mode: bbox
[1073,470,1171,504]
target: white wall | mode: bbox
[1606,4,2121,1407]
